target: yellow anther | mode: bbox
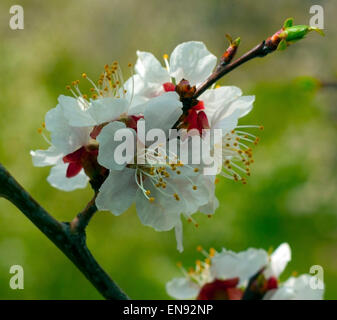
[197,245,203,252]
[292,271,298,277]
[259,125,264,130]
[192,185,197,190]
[209,248,216,257]
[163,54,169,60]
[82,94,88,99]
[195,223,199,228]
[215,84,221,89]
[82,73,87,79]
[214,178,220,185]
[173,193,180,201]
[37,128,42,134]
[194,168,199,173]
[205,258,211,265]
[188,267,194,274]
[42,122,46,128]
[92,94,98,99]
[176,170,181,175]
[196,260,201,267]
[145,190,151,196]
[207,214,212,218]
[66,85,71,90]
[149,197,155,203]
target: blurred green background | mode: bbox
[0,0,336,299]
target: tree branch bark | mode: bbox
[0,163,128,300]
[194,41,273,98]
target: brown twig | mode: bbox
[0,163,128,300]
[194,41,273,98]
[320,81,337,89]
[70,193,98,233]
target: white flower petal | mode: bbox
[143,91,182,133]
[197,175,219,214]
[88,97,129,124]
[135,181,181,231]
[30,146,62,167]
[58,95,96,127]
[175,219,184,252]
[96,168,137,215]
[201,86,242,123]
[263,287,295,300]
[45,103,91,154]
[166,277,200,300]
[123,74,149,110]
[45,104,67,132]
[212,95,255,133]
[135,51,170,85]
[225,95,255,120]
[169,41,217,86]
[211,248,268,285]
[268,275,324,300]
[53,126,91,155]
[97,121,135,171]
[265,243,291,279]
[47,162,88,191]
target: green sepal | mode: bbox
[277,39,288,51]
[283,17,294,28]
[309,27,325,36]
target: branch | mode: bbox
[0,163,128,300]
[194,19,324,99]
[194,41,271,98]
[70,193,98,233]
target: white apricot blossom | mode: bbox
[94,92,212,251]
[131,41,260,183]
[30,63,143,191]
[166,243,324,300]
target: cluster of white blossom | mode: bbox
[31,41,259,251]
[166,243,324,300]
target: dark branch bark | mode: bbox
[0,163,128,300]
[194,41,274,99]
[70,193,97,233]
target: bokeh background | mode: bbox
[0,0,336,299]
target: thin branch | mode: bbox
[70,193,98,233]
[320,81,337,89]
[194,41,272,98]
[0,163,128,300]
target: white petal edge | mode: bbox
[96,168,137,215]
[166,277,200,299]
[47,162,88,191]
[169,41,217,86]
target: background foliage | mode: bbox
[0,0,336,299]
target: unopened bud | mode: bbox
[220,34,241,65]
[265,18,324,52]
